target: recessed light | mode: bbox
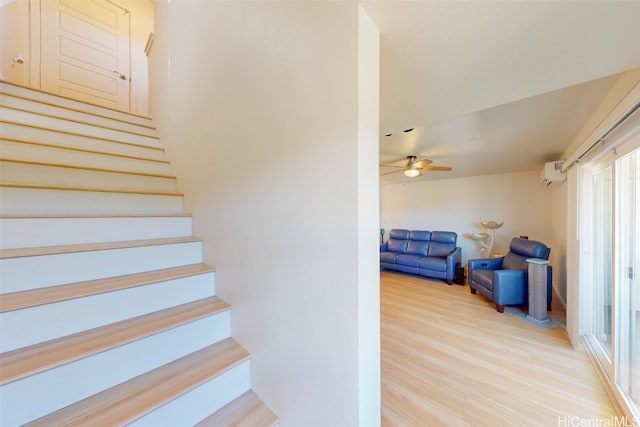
[385,133,392,137]
[403,128,414,133]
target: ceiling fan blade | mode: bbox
[413,159,433,168]
[380,169,404,176]
[419,165,452,172]
[378,164,404,169]
[379,157,412,167]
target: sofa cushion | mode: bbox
[387,229,410,253]
[380,251,399,264]
[396,254,421,268]
[387,239,408,253]
[409,230,431,241]
[428,231,457,256]
[431,231,457,244]
[502,252,527,270]
[390,229,410,239]
[471,269,494,291]
[418,256,446,272]
[428,242,454,257]
[406,240,430,256]
[404,230,431,256]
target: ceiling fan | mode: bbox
[380,155,452,178]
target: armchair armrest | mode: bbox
[468,257,503,271]
[380,242,388,252]
[493,269,526,305]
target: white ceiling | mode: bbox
[361,1,640,184]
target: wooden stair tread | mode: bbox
[196,391,278,427]
[1,104,159,139]
[0,119,165,152]
[0,213,191,219]
[0,90,156,129]
[0,296,229,386]
[25,338,250,426]
[0,81,153,121]
[1,157,177,179]
[0,182,183,197]
[0,236,200,260]
[0,137,170,164]
[0,263,214,313]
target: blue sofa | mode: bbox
[380,229,461,285]
[468,237,552,313]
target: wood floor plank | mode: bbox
[196,390,278,427]
[380,271,617,427]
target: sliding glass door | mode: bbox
[616,147,639,413]
[583,163,614,375]
[581,135,640,419]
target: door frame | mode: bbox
[23,0,152,115]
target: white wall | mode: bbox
[356,7,380,426]
[550,176,568,307]
[149,1,379,426]
[380,171,553,263]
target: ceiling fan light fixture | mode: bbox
[404,169,421,178]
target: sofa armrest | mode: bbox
[468,257,503,272]
[445,247,462,277]
[493,269,526,304]
[380,242,388,252]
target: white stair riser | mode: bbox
[0,82,153,127]
[1,161,177,193]
[0,140,172,176]
[0,273,217,352]
[0,187,184,215]
[0,123,165,160]
[0,216,192,250]
[132,361,251,427]
[0,314,231,427]
[0,94,157,137]
[1,107,160,148]
[0,241,203,293]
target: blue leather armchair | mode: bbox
[468,237,552,313]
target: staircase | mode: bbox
[0,81,278,426]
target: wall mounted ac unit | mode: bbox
[540,161,566,187]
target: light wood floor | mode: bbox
[381,271,617,427]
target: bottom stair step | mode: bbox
[196,390,278,427]
[25,338,250,426]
